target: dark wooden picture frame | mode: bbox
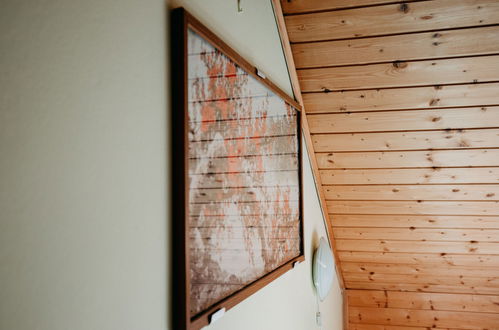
[171,8,304,330]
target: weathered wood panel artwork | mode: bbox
[187,28,301,317]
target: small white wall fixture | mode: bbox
[313,237,335,301]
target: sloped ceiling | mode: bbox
[279,0,499,328]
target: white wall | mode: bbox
[0,1,169,329]
[0,0,343,329]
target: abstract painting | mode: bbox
[172,9,303,329]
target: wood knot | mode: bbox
[399,3,409,13]
[392,61,408,69]
[429,98,440,106]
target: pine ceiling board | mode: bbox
[326,185,499,201]
[349,306,499,329]
[285,0,499,42]
[347,290,499,313]
[293,26,499,68]
[334,228,499,242]
[339,251,499,267]
[349,325,454,330]
[390,291,499,314]
[281,0,422,14]
[336,239,499,254]
[303,82,499,114]
[346,281,499,295]
[312,129,499,152]
[342,262,499,278]
[307,107,499,134]
[278,0,499,309]
[328,200,499,215]
[320,168,499,185]
[331,214,499,229]
[347,289,390,308]
[316,149,499,169]
[345,273,499,287]
[298,55,499,92]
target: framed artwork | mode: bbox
[172,8,304,330]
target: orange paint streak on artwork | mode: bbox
[234,139,245,156]
[217,100,230,121]
[224,61,237,76]
[205,52,224,78]
[200,103,216,132]
[281,189,291,215]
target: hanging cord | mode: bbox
[316,292,322,329]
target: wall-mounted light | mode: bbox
[313,237,334,301]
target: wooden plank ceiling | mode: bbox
[280,0,499,328]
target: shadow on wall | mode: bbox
[310,229,320,291]
[166,2,173,329]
